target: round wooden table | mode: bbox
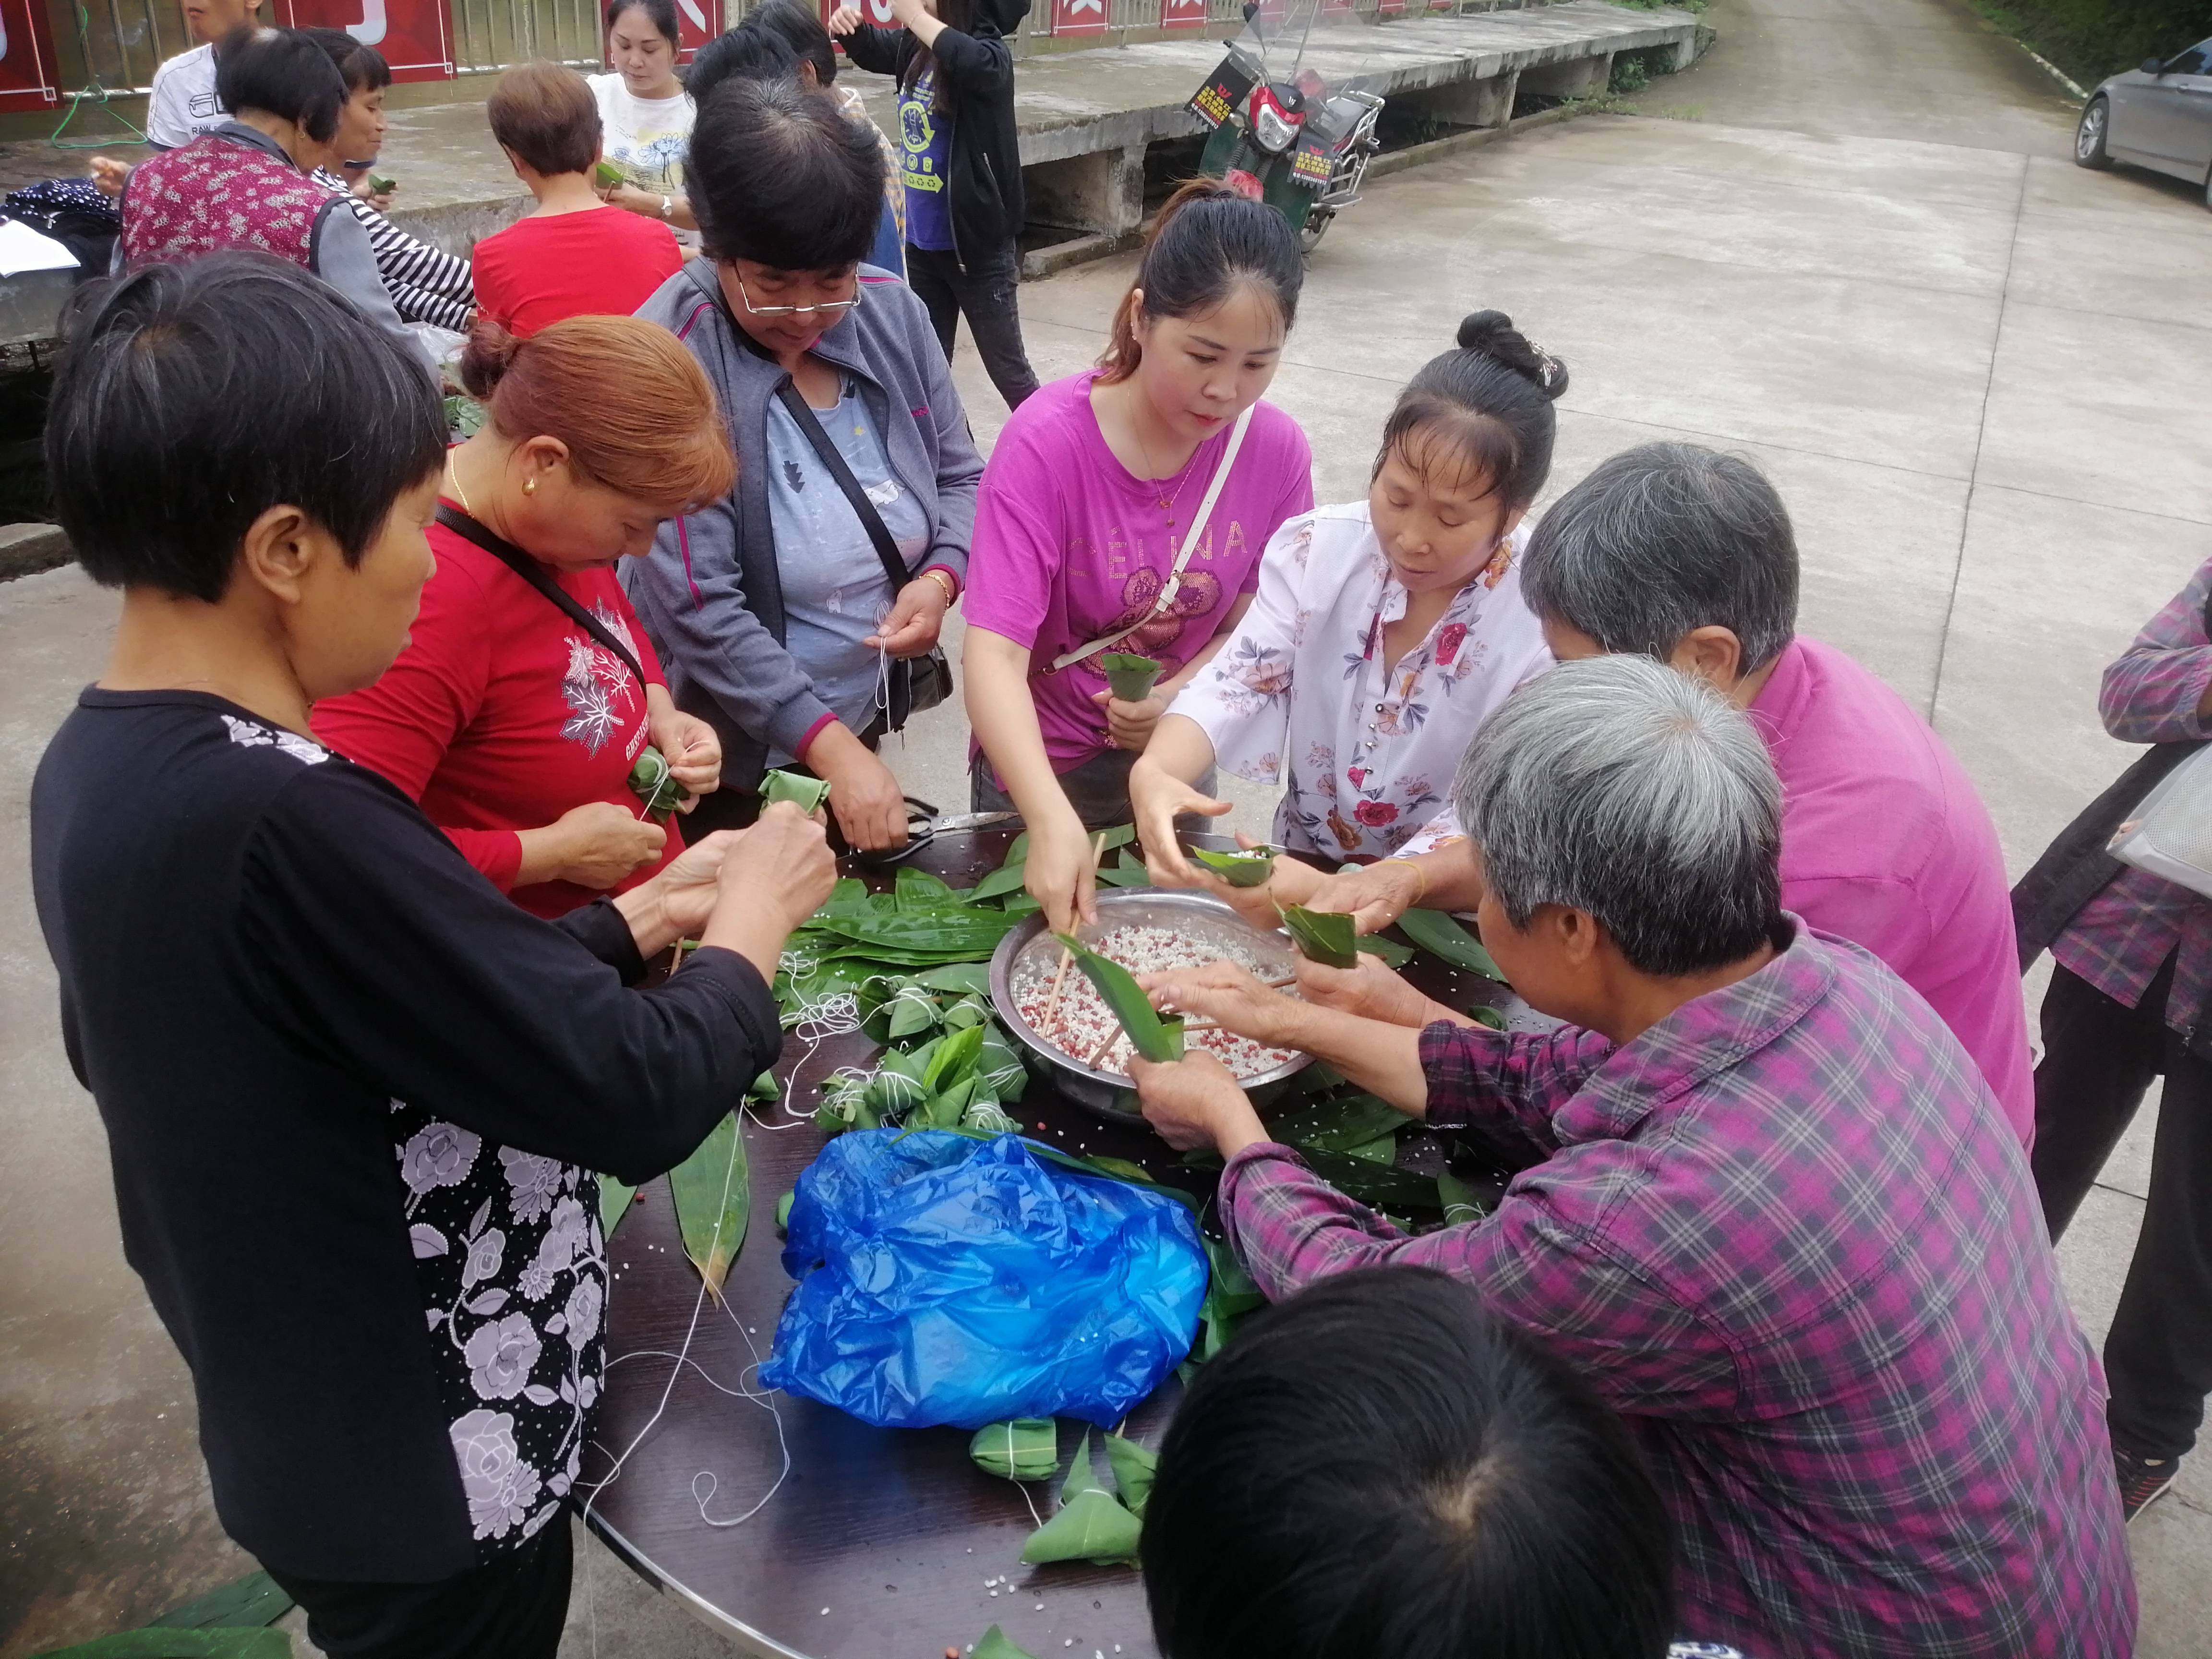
[581,827,1512,1659]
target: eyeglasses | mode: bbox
[732,271,863,319]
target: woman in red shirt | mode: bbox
[470,60,685,337]
[314,314,734,916]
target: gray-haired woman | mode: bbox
[1129,654,2132,1659]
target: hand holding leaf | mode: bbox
[1134,958,1299,1049]
[1278,902,1359,970]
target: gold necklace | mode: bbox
[1130,418,1201,536]
[445,456,474,519]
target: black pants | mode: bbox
[2032,958,2212,1461]
[907,242,1039,412]
[267,1512,571,1659]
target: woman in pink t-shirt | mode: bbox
[962,180,1314,932]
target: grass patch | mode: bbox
[1962,0,2212,87]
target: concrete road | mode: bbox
[7,0,2209,1649]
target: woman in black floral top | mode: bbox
[29,255,833,1659]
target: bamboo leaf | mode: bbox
[1264,1094,1407,1154]
[1021,1432,1143,1565]
[775,1190,793,1232]
[149,1572,292,1630]
[969,1418,1059,1481]
[1339,1132,1398,1166]
[1277,903,1358,969]
[1099,651,1164,701]
[895,867,960,911]
[811,910,1023,955]
[926,1125,1202,1212]
[1189,845,1278,888]
[1096,862,1155,889]
[822,877,871,915]
[1083,1154,1154,1184]
[1102,1434,1158,1518]
[668,1113,749,1298]
[1053,933,1184,1063]
[37,1634,293,1658]
[972,1625,1041,1659]
[597,1176,635,1238]
[759,769,832,813]
[1355,932,1415,968]
[915,963,994,997]
[924,1022,987,1091]
[968,863,1030,903]
[1468,1004,1508,1032]
[1396,908,1504,982]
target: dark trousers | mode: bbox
[969,745,1217,835]
[2032,958,2212,1460]
[907,242,1039,412]
[267,1511,571,1659]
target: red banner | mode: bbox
[274,0,451,80]
[1051,0,1106,36]
[1161,0,1207,27]
[0,0,60,108]
[669,0,721,61]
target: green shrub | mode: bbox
[1973,0,2212,85]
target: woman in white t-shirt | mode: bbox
[589,0,698,230]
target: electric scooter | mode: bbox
[1185,0,1383,252]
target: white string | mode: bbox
[583,1122,791,1658]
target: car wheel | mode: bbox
[2077,96,2114,169]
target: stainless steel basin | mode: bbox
[987,888,1312,1126]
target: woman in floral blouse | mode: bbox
[1130,311,1563,885]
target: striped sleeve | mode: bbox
[339,193,474,334]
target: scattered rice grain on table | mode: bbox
[1012,924,1301,1080]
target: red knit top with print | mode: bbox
[313,512,682,917]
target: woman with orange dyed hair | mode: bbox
[315,314,737,917]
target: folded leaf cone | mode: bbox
[1103,1433,1158,1518]
[1278,902,1358,969]
[970,1417,1060,1481]
[626,744,688,820]
[973,1626,1041,1659]
[1190,844,1278,889]
[1099,651,1164,702]
[759,769,832,813]
[1021,1431,1143,1565]
[668,1112,749,1298]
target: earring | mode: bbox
[523,478,536,495]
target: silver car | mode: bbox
[2077,38,2212,202]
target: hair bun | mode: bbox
[458,319,523,402]
[1455,309,1569,402]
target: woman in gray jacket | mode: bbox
[623,76,983,852]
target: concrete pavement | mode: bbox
[7,0,2211,1649]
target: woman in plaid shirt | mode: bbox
[1132,655,2135,1659]
[2032,554,2212,1523]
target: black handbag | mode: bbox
[770,379,952,734]
[2010,589,2212,971]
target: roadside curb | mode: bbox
[0,521,68,582]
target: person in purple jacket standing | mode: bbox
[2028,554,2212,1522]
[1130,654,2135,1659]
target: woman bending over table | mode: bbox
[624,76,982,851]
[1131,310,1562,894]
[32,255,833,1658]
[314,314,731,917]
[962,180,1314,932]
[1130,655,2133,1659]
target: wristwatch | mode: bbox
[659,194,672,221]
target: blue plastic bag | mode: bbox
[759,1129,1207,1430]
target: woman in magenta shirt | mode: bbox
[962,180,1313,932]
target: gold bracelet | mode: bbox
[1381,856,1426,905]
[922,568,957,605]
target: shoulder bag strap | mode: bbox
[1049,404,1256,673]
[434,504,649,693]
[771,379,913,594]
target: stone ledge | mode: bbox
[0,522,71,582]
